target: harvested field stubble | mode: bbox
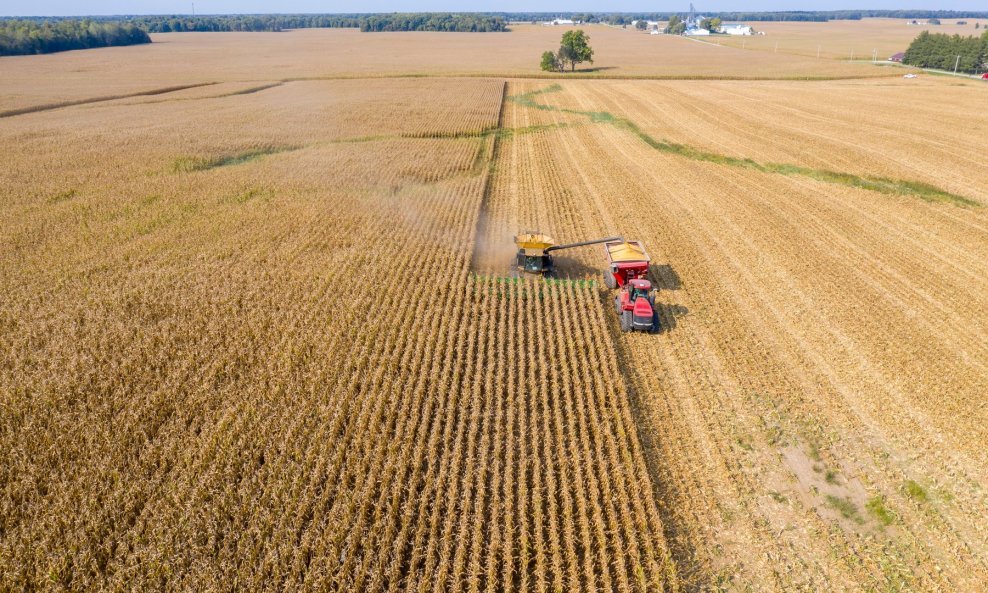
[0,26,893,114]
[474,80,988,590]
[710,17,987,60]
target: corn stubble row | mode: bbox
[0,78,676,590]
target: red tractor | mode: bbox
[604,240,658,333]
[614,279,658,332]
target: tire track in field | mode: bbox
[0,82,219,118]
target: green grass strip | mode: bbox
[507,85,976,207]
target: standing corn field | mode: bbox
[0,75,677,591]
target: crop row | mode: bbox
[0,78,679,591]
[492,80,988,590]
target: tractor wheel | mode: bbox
[621,310,633,332]
[604,272,616,289]
[614,295,623,315]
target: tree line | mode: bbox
[124,14,505,33]
[502,10,988,24]
[903,30,988,74]
[0,13,507,55]
[0,19,150,56]
[126,15,364,32]
[359,14,506,32]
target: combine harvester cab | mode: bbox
[514,232,556,275]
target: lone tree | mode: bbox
[540,50,561,72]
[557,30,594,71]
[635,20,647,31]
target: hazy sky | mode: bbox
[2,1,984,16]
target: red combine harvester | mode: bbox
[604,240,658,333]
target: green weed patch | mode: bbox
[171,146,299,173]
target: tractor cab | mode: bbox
[628,279,653,303]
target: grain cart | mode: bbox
[602,240,650,289]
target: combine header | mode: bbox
[513,232,659,332]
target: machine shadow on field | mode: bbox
[649,264,687,333]
[654,303,689,334]
[597,270,704,588]
[651,263,682,291]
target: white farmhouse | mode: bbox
[718,23,752,35]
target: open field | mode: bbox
[708,18,987,61]
[479,80,988,590]
[0,26,894,114]
[2,28,987,591]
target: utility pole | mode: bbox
[954,55,960,74]
[872,48,877,63]
[850,49,854,61]
[192,2,195,16]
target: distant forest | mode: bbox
[5,11,988,57]
[0,13,506,55]
[0,20,150,56]
[903,30,988,74]
[125,14,507,33]
[502,10,988,24]
[359,14,506,32]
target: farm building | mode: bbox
[888,52,905,62]
[632,20,662,31]
[684,27,710,36]
[718,23,752,35]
